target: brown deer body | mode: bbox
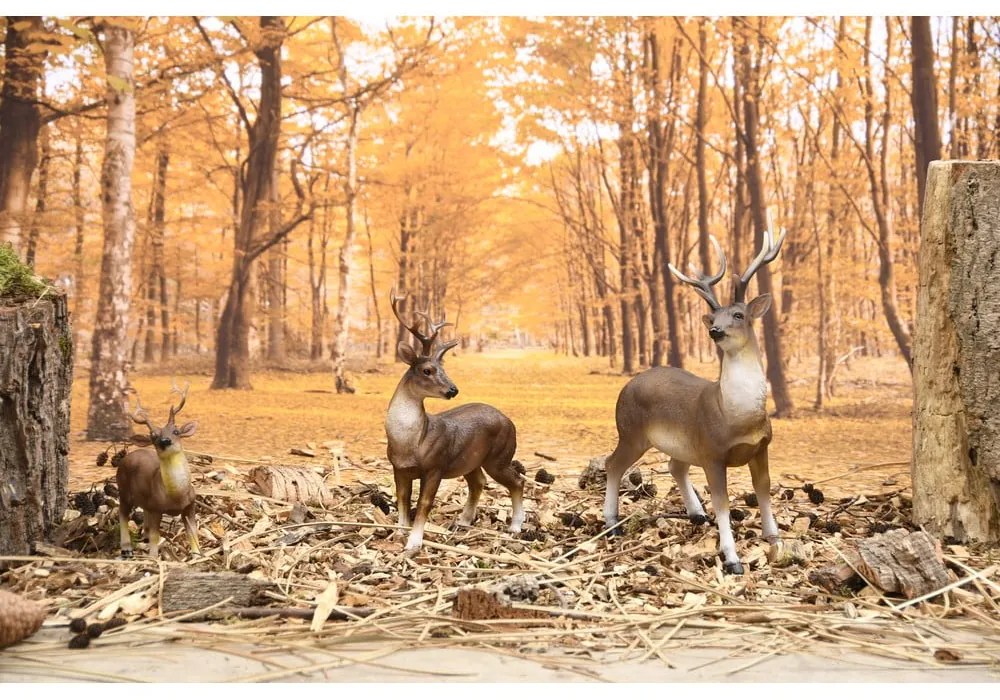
[604,232,785,574]
[116,384,200,559]
[386,291,523,555]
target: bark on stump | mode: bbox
[0,291,72,556]
[913,160,1000,542]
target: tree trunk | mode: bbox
[738,21,795,417]
[71,131,87,360]
[0,16,46,251]
[330,103,359,394]
[266,167,286,363]
[24,124,48,267]
[86,22,137,441]
[910,16,942,216]
[211,16,284,390]
[912,161,1000,542]
[0,291,72,555]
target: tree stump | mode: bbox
[0,291,73,556]
[913,160,1000,542]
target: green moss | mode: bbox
[0,243,48,298]
[59,332,74,363]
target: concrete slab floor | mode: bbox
[1,629,997,683]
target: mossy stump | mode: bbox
[0,286,73,556]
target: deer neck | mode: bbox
[386,379,429,451]
[158,450,191,498]
[717,341,767,422]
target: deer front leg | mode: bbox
[404,472,442,555]
[394,470,414,528]
[703,463,742,575]
[145,511,163,559]
[749,448,780,544]
[182,503,201,556]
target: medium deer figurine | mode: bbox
[386,290,524,555]
[115,383,200,559]
[604,231,785,574]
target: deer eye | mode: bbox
[422,367,434,376]
[173,429,179,435]
[733,312,745,321]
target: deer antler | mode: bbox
[125,394,155,431]
[390,288,451,355]
[667,235,728,311]
[733,229,786,303]
[168,380,190,423]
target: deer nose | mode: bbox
[709,327,726,341]
[156,437,172,450]
[445,386,459,399]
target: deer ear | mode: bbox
[130,433,153,447]
[747,294,772,319]
[177,421,197,438]
[701,314,715,330]
[397,341,417,365]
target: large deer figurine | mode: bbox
[386,291,524,555]
[116,383,200,559]
[604,231,785,574]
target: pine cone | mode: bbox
[111,449,129,468]
[0,589,47,648]
[96,451,109,467]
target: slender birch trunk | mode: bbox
[86,22,137,440]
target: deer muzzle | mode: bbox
[709,327,726,341]
[444,386,459,399]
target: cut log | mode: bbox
[913,160,1000,542]
[0,291,73,556]
[160,570,276,614]
[247,464,334,506]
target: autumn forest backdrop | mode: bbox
[1,16,998,445]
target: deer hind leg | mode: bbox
[458,467,486,527]
[748,448,780,544]
[668,459,707,524]
[483,459,525,533]
[118,500,133,558]
[703,463,743,575]
[603,438,650,535]
[145,511,163,559]
[404,473,442,555]
[182,503,201,556]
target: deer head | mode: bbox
[125,381,197,455]
[669,230,784,354]
[391,289,460,400]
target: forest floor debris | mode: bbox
[3,453,999,679]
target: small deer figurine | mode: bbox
[386,290,524,555]
[115,383,200,559]
[604,231,786,574]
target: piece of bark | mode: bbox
[809,548,866,593]
[854,529,950,599]
[160,571,276,614]
[289,447,316,458]
[0,292,72,555]
[247,465,333,506]
[913,161,1000,542]
[452,588,549,621]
